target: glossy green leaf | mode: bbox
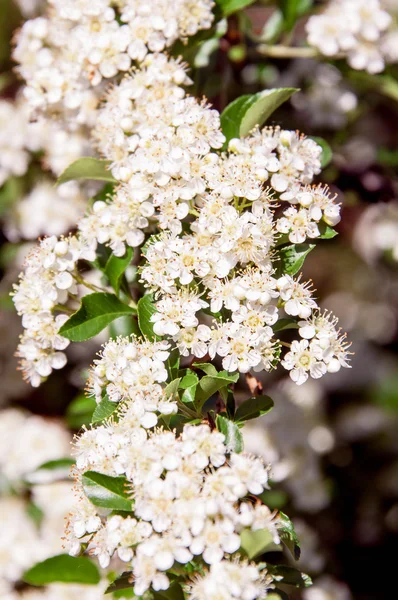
[216,0,256,16]
[240,528,276,559]
[196,371,239,409]
[180,372,199,405]
[91,395,118,424]
[23,555,100,586]
[221,88,298,143]
[105,248,133,295]
[278,511,301,560]
[166,348,181,380]
[216,415,244,453]
[105,572,134,594]
[59,293,136,342]
[275,243,315,276]
[235,395,274,422]
[164,378,182,400]
[192,362,219,376]
[267,564,312,588]
[57,157,117,185]
[318,222,338,239]
[137,293,159,341]
[310,135,333,168]
[82,471,133,511]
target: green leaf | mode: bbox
[196,371,239,410]
[278,511,301,560]
[275,243,315,276]
[273,318,299,332]
[106,572,134,594]
[26,502,44,527]
[310,136,333,168]
[59,293,136,342]
[56,157,117,186]
[216,0,256,17]
[192,362,219,376]
[318,222,338,239]
[105,248,133,295]
[221,88,299,143]
[23,555,100,586]
[35,458,75,471]
[216,415,244,453]
[180,372,199,405]
[82,471,133,511]
[235,395,274,422]
[91,395,118,424]
[166,348,181,381]
[267,564,312,588]
[240,528,276,559]
[164,378,182,400]
[67,394,96,429]
[137,293,159,341]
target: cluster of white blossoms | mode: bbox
[87,336,176,427]
[69,400,280,597]
[12,235,96,387]
[306,0,398,74]
[12,51,351,388]
[13,0,215,121]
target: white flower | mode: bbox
[282,339,327,385]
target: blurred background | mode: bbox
[1,1,397,599]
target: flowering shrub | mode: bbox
[11,0,398,598]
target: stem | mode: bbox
[257,45,319,59]
[177,399,200,420]
[54,304,74,314]
[73,272,107,293]
[279,341,292,349]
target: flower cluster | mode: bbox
[12,235,96,386]
[13,0,215,121]
[69,406,280,597]
[189,560,274,600]
[306,0,398,74]
[87,336,176,427]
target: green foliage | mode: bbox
[180,372,199,404]
[164,377,182,400]
[59,293,136,342]
[267,564,312,588]
[216,415,244,453]
[137,293,159,341]
[23,555,100,586]
[67,394,96,429]
[278,511,301,560]
[91,395,118,424]
[234,395,274,422]
[275,243,315,276]
[240,528,277,559]
[318,222,338,239]
[216,0,257,17]
[105,248,133,295]
[195,371,239,410]
[106,572,134,594]
[311,136,333,168]
[153,584,185,600]
[220,88,299,144]
[57,157,117,185]
[82,471,133,511]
